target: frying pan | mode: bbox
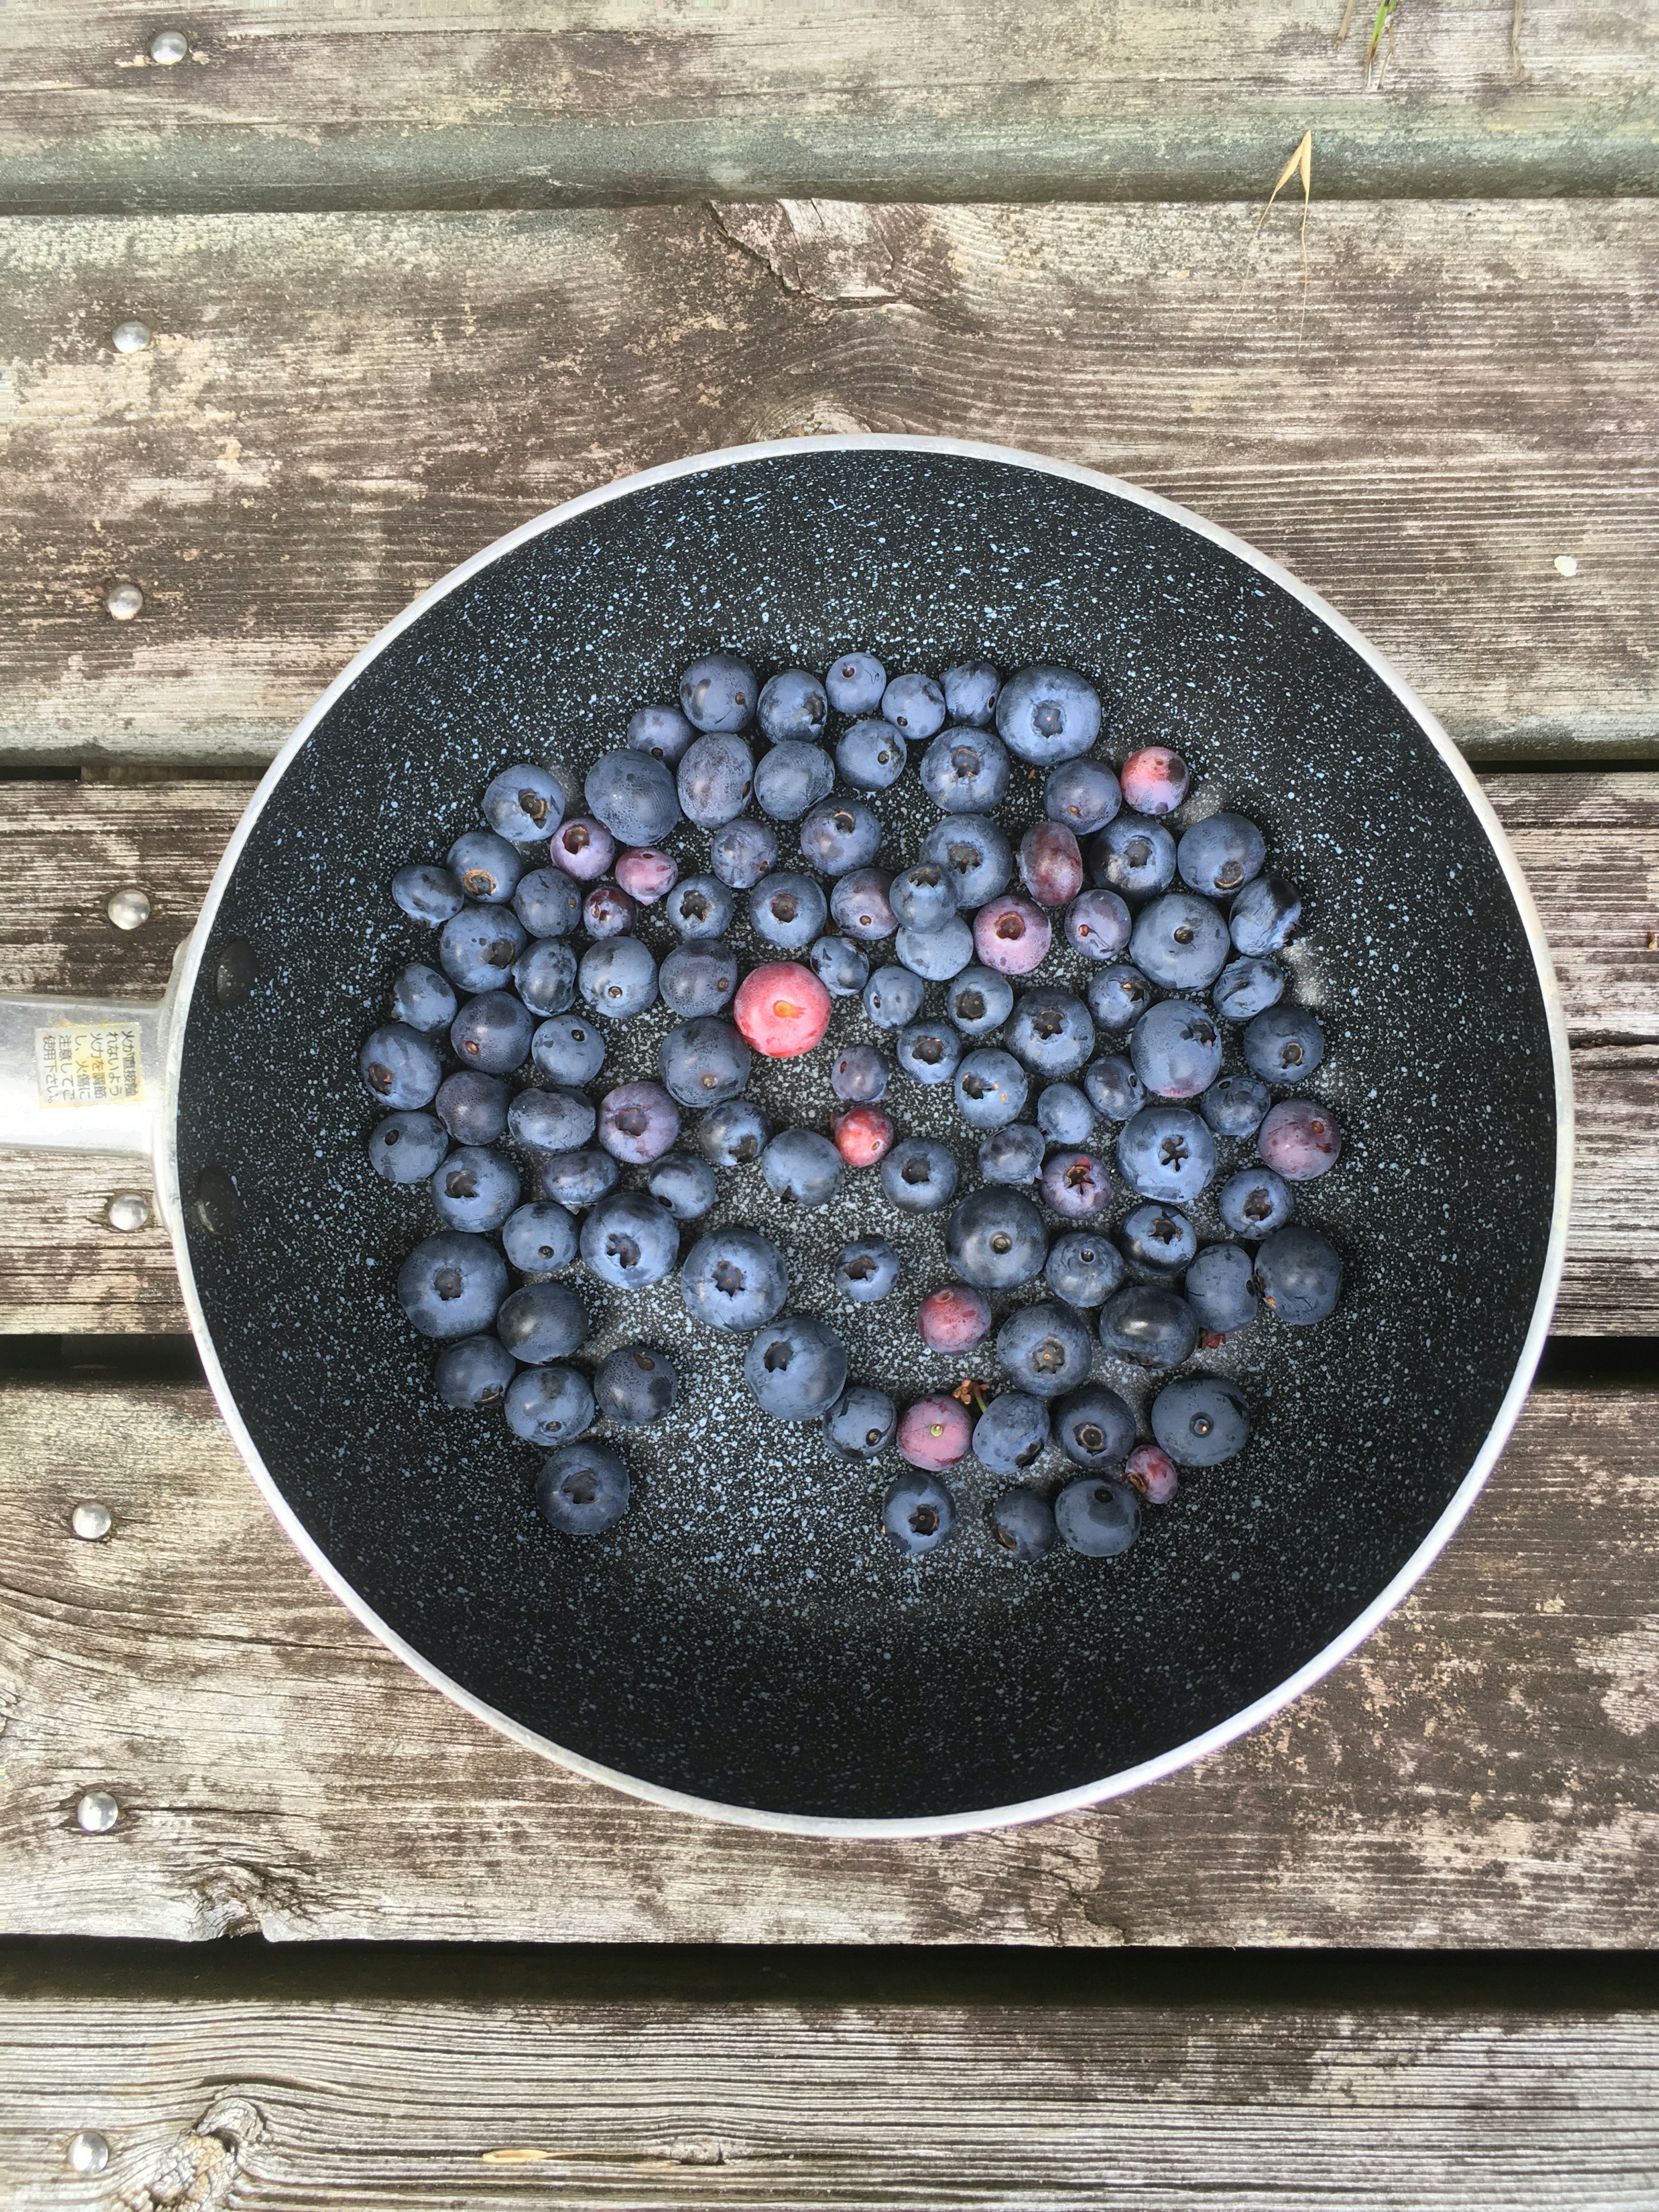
[0,438,1571,1836]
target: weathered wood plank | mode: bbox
[2,202,1656,767]
[0,1379,1654,1944]
[3,1980,1658,2210]
[1,0,1654,214]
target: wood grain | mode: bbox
[3,0,1654,215]
[3,201,1656,767]
[0,1378,1655,1945]
[2,1979,1658,2211]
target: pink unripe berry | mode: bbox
[917,1282,992,1353]
[732,961,833,1058]
[1258,1099,1343,1181]
[972,893,1052,976]
[832,1106,895,1168]
[897,1395,973,1468]
[1124,1443,1179,1504]
[549,815,615,880]
[1120,747,1191,817]
[615,846,679,904]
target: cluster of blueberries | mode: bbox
[359,649,1344,1559]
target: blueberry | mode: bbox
[1036,1081,1093,1145]
[1054,1384,1135,1471]
[664,874,735,941]
[808,936,870,999]
[985,1486,1055,1561]
[863,964,926,1030]
[1130,893,1231,990]
[450,990,534,1074]
[1214,956,1286,1023]
[694,1097,770,1167]
[835,1236,900,1303]
[512,940,578,1019]
[359,1022,442,1109]
[539,1147,621,1211]
[1150,1375,1251,1465]
[1201,1074,1270,1139]
[1007,988,1095,1079]
[431,1145,520,1233]
[1098,1284,1198,1369]
[434,1332,515,1411]
[943,661,1000,728]
[368,1109,449,1185]
[709,818,777,890]
[761,1127,843,1209]
[1118,1202,1197,1277]
[439,904,527,993]
[882,1469,955,1555]
[896,1020,962,1086]
[579,938,658,1022]
[1230,873,1303,955]
[973,1392,1051,1475]
[996,1301,1094,1398]
[508,1087,596,1156]
[995,664,1102,764]
[944,966,1014,1037]
[830,1043,890,1103]
[1063,889,1132,962]
[680,652,756,732]
[825,651,886,715]
[582,882,636,939]
[531,1014,606,1088]
[579,1189,679,1290]
[978,1122,1046,1184]
[660,940,739,1019]
[754,739,835,822]
[830,867,897,942]
[513,867,582,940]
[836,718,907,791]
[501,1200,580,1273]
[882,670,947,739]
[947,1186,1047,1288]
[627,702,697,766]
[1044,1228,1125,1306]
[1081,1054,1144,1123]
[506,1365,596,1450]
[1090,813,1176,900]
[397,1231,508,1339]
[1185,1242,1259,1333]
[1039,1147,1112,1221]
[677,732,755,827]
[1116,1105,1217,1203]
[757,667,829,742]
[1017,822,1085,909]
[598,1080,681,1166]
[390,962,458,1034]
[658,1016,751,1108]
[536,1439,628,1532]
[1130,998,1221,1100]
[800,798,881,877]
[681,1227,788,1331]
[483,763,564,845]
[896,915,974,981]
[1243,1005,1326,1085]
[1046,757,1122,836]
[1258,1099,1342,1181]
[548,817,614,881]
[880,1137,959,1213]
[920,815,1012,907]
[447,828,522,904]
[1087,963,1155,1031]
[888,862,958,934]
[825,1384,898,1460]
[920,725,1011,811]
[594,1342,680,1425]
[1054,1477,1141,1557]
[951,1047,1028,1130]
[646,1150,718,1220]
[393,861,464,927]
[749,869,827,952]
[497,1280,587,1364]
[745,1315,849,1420]
[1176,812,1265,898]
[1254,1224,1342,1324]
[435,1070,509,1145]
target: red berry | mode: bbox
[548,815,615,880]
[732,961,832,1058]
[1124,1443,1179,1504]
[615,847,679,905]
[972,894,1052,976]
[1258,1098,1343,1181]
[897,1395,973,1468]
[917,1283,992,1353]
[1017,820,1084,907]
[832,1105,895,1167]
[1120,747,1191,817]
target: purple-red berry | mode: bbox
[917,1282,992,1353]
[973,893,1052,976]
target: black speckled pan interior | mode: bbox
[174,442,1564,1830]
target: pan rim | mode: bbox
[160,432,1574,1839]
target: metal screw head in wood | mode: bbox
[105,582,144,621]
[67,2132,110,2175]
[112,320,153,353]
[106,887,151,931]
[75,1792,119,1834]
[106,1191,151,1232]
[71,1502,114,1540]
[148,29,189,63]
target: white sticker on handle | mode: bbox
[35,1023,145,1108]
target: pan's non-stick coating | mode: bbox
[177,450,1556,1822]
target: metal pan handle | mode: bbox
[0,944,184,1180]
